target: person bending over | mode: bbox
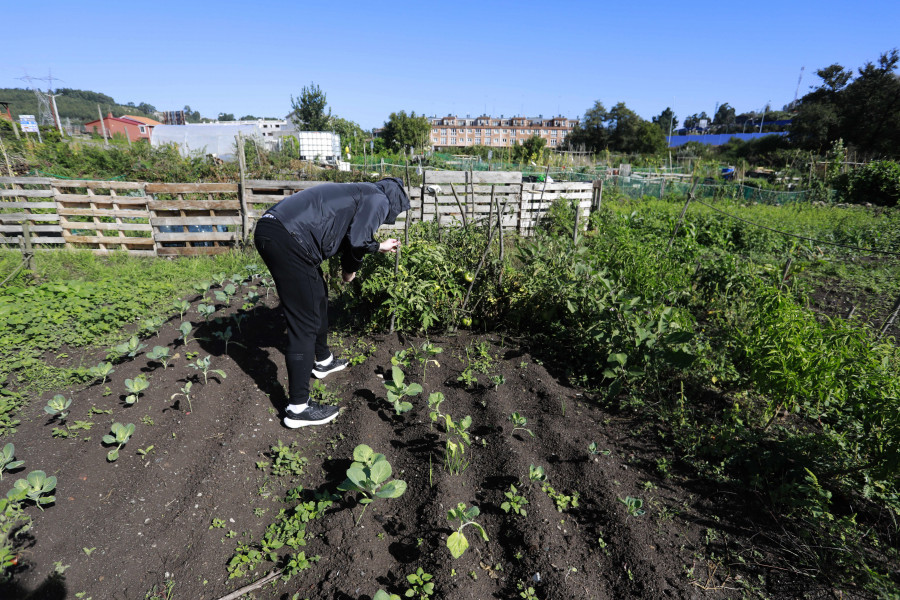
[254,177,409,428]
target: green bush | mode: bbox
[835,160,900,206]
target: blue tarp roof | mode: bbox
[668,132,788,147]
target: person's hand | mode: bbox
[379,239,401,253]
[342,271,356,283]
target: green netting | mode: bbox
[606,178,836,205]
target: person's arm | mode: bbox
[340,199,390,276]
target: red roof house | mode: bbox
[83,112,160,141]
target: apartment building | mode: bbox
[428,114,578,149]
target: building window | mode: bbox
[139,125,146,134]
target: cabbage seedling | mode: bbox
[187,355,226,385]
[102,422,135,462]
[44,394,72,422]
[7,470,56,509]
[141,316,165,338]
[197,303,216,323]
[146,346,173,369]
[89,361,115,384]
[231,312,248,334]
[427,392,445,426]
[178,321,203,346]
[171,381,194,412]
[509,412,534,438]
[212,272,228,288]
[193,281,211,298]
[374,591,401,600]
[172,299,190,320]
[384,366,422,415]
[124,375,150,405]
[107,335,147,362]
[337,444,407,525]
[0,443,24,480]
[446,503,489,559]
[214,283,236,305]
[213,326,244,354]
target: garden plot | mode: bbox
[0,275,845,600]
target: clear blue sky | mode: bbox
[4,0,898,130]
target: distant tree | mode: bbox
[791,49,900,156]
[652,107,677,135]
[137,102,156,115]
[713,103,736,126]
[381,111,431,152]
[183,105,202,123]
[329,116,366,155]
[512,134,548,162]
[565,101,610,152]
[290,83,331,131]
[217,113,235,122]
[238,115,258,121]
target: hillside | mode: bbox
[0,87,157,125]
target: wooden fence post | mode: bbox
[236,133,249,245]
[21,219,34,270]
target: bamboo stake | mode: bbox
[449,183,468,227]
[667,179,699,252]
[215,570,283,600]
[877,293,900,339]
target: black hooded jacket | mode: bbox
[264,178,410,272]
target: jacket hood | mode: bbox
[375,177,410,224]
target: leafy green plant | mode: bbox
[44,394,72,422]
[384,366,422,415]
[374,591,402,600]
[427,392,445,426]
[172,299,190,320]
[107,335,147,362]
[187,355,226,385]
[212,272,228,288]
[267,441,309,477]
[619,496,645,517]
[124,375,149,405]
[444,439,469,476]
[197,303,216,323]
[88,361,115,384]
[170,381,194,412]
[7,470,57,509]
[529,464,546,482]
[446,502,489,559]
[102,422,135,461]
[501,484,528,516]
[146,346,173,369]
[542,483,579,512]
[214,283,237,306]
[0,444,24,480]
[140,316,165,338]
[405,567,435,599]
[336,444,407,525]
[177,321,202,346]
[213,326,244,354]
[456,368,478,388]
[517,580,539,600]
[509,412,534,438]
[193,281,211,298]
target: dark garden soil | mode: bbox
[0,285,866,600]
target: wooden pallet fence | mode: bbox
[147,183,240,256]
[53,180,154,255]
[521,182,593,234]
[0,177,63,246]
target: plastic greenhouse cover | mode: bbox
[150,124,262,159]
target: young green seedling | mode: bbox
[193,281,211,298]
[7,470,56,509]
[197,303,217,323]
[427,392,446,426]
[501,484,528,516]
[374,591,401,600]
[384,366,422,415]
[231,311,248,334]
[102,422,135,462]
[446,503,489,559]
[336,444,407,526]
[212,272,228,288]
[0,443,24,480]
[619,496,645,517]
[405,567,435,599]
[187,355,227,385]
[419,341,443,381]
[528,464,546,482]
[172,299,191,320]
[44,394,72,422]
[241,290,261,311]
[107,335,147,361]
[509,412,534,438]
[89,361,115,384]
[146,346,174,369]
[214,283,237,305]
[178,321,202,346]
[171,381,194,412]
[213,326,244,354]
[124,375,150,405]
[140,316,165,338]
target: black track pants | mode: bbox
[254,218,329,403]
